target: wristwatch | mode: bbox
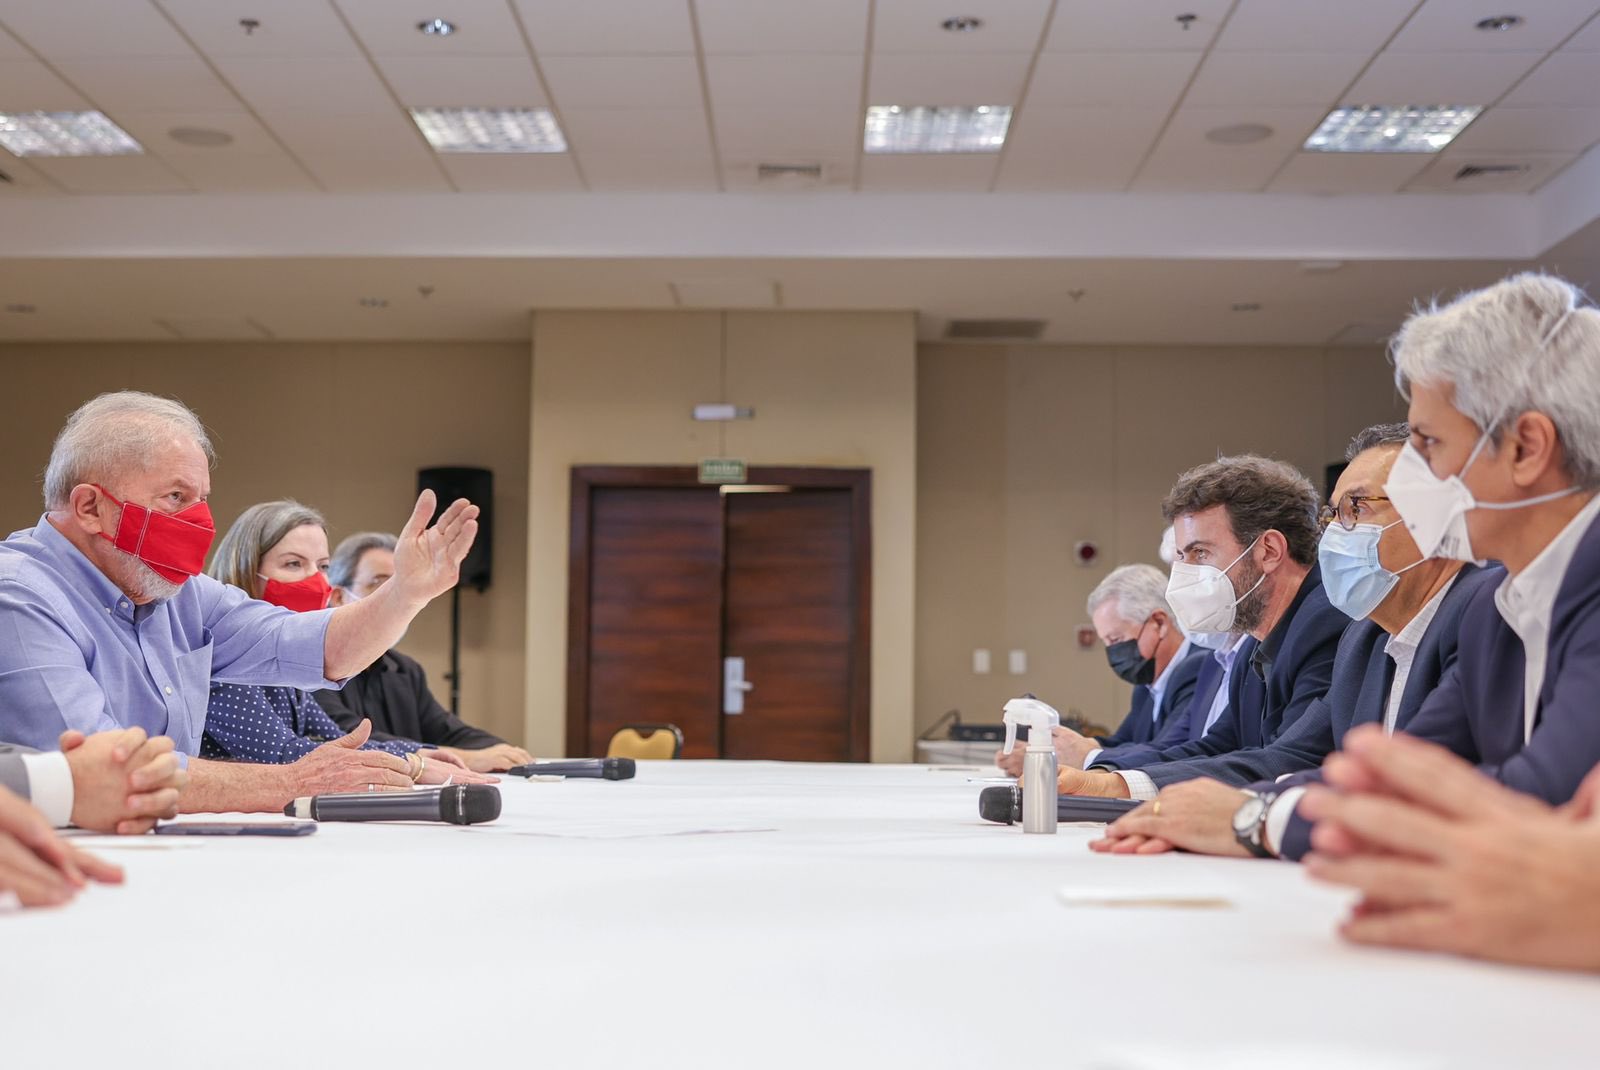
[1231,790,1278,858]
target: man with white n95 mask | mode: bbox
[1050,455,1351,800]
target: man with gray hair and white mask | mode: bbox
[997,563,1209,776]
[0,391,481,817]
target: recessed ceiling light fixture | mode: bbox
[1304,105,1480,153]
[941,15,982,32]
[409,107,567,153]
[168,126,234,148]
[1205,122,1274,145]
[1475,14,1524,31]
[864,105,1012,153]
[0,110,141,157]
[417,18,456,36]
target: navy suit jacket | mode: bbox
[1388,509,1600,806]
[1096,684,1157,748]
[1263,565,1501,861]
[1100,646,1209,754]
[1092,564,1349,783]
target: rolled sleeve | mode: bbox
[201,578,345,692]
[19,752,74,827]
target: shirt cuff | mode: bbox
[1263,786,1308,858]
[20,752,75,828]
[1113,769,1159,802]
[1082,748,1102,770]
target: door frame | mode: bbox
[566,465,873,760]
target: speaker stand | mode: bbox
[445,584,462,714]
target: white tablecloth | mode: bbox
[6,761,1595,1069]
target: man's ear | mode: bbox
[1256,529,1289,574]
[1150,609,1172,640]
[328,587,349,608]
[65,484,114,536]
[1507,410,1565,491]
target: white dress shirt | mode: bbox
[1262,575,1458,856]
[17,752,75,827]
[1493,491,1600,742]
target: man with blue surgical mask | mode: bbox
[1265,275,1600,968]
[1051,454,1350,797]
[1085,423,1502,857]
[1310,272,1600,812]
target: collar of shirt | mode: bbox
[1213,633,1244,670]
[1385,572,1458,665]
[34,515,142,624]
[1147,637,1191,710]
[1494,492,1600,640]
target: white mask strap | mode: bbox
[1539,306,1576,350]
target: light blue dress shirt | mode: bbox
[0,515,340,757]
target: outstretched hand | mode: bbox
[388,490,480,607]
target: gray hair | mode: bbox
[329,531,397,590]
[44,391,215,509]
[1086,564,1173,626]
[1345,421,1411,462]
[1392,272,1600,487]
[207,500,325,597]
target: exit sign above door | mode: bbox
[698,458,748,485]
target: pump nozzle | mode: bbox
[1001,696,1061,755]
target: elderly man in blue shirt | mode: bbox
[0,390,480,818]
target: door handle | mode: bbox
[724,656,754,715]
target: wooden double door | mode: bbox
[566,466,871,762]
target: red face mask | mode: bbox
[94,485,215,586]
[259,571,333,613]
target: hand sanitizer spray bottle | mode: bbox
[1001,696,1060,834]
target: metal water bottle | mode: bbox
[1001,697,1061,834]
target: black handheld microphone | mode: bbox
[978,785,1140,825]
[283,784,501,824]
[504,758,636,780]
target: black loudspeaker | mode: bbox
[1324,461,1348,501]
[417,466,492,591]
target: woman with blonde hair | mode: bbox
[202,500,489,787]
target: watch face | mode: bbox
[1232,796,1266,836]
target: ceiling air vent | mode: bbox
[945,318,1047,341]
[1454,163,1531,181]
[757,162,823,182]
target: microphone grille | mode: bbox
[604,757,637,780]
[979,785,1019,825]
[441,784,502,825]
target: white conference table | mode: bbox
[6,761,1596,1069]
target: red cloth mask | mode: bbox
[94,485,215,586]
[259,571,333,613]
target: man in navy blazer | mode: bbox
[1054,453,1349,800]
[1079,427,1498,849]
[1282,273,1600,968]
[995,564,1206,776]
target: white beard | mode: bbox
[109,553,184,605]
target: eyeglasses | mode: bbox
[1318,493,1391,532]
